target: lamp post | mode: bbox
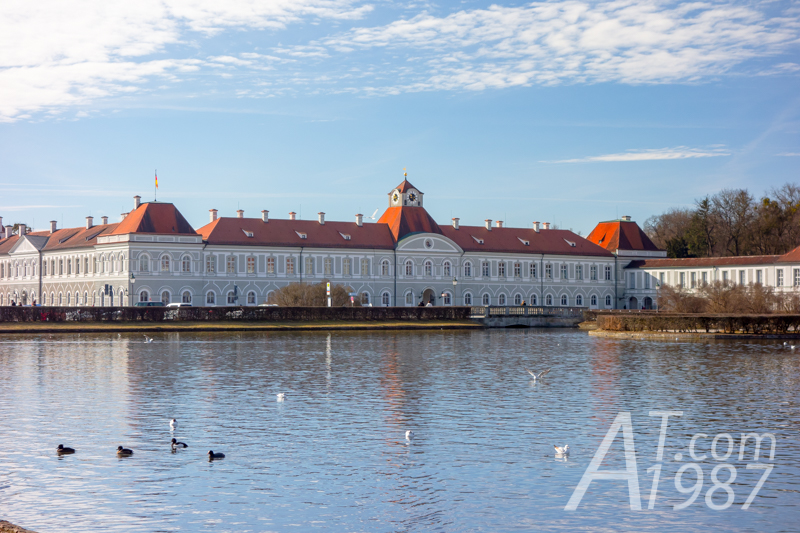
[129,272,136,306]
[453,277,458,306]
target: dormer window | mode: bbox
[339,232,351,241]
[471,235,484,244]
[564,239,576,247]
[242,229,254,238]
[296,231,307,239]
[518,237,530,246]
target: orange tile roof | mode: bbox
[587,220,662,252]
[44,224,119,251]
[778,244,800,263]
[393,179,420,194]
[111,202,196,235]
[626,256,780,269]
[377,206,442,241]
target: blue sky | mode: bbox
[1,0,798,236]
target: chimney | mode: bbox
[18,223,27,236]
[85,217,93,229]
[133,195,141,209]
[236,209,244,219]
[0,216,3,228]
[318,212,325,225]
[50,220,57,234]
[120,212,128,222]
[485,219,492,231]
[209,209,218,222]
[542,222,551,230]
[261,210,269,223]
[621,215,632,221]
[452,217,459,230]
[4,226,12,239]
[496,220,504,228]
[355,214,363,227]
[533,221,540,232]
[101,216,108,225]
[289,212,296,221]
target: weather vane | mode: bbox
[403,167,407,177]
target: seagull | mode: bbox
[791,345,796,350]
[276,393,285,402]
[554,444,570,456]
[143,335,153,343]
[527,368,551,381]
[171,438,188,450]
[118,333,122,338]
[405,430,415,440]
[170,418,177,430]
[367,209,379,220]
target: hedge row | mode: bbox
[595,312,800,334]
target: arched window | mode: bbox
[84,291,88,305]
[206,292,216,305]
[182,291,192,304]
[139,255,149,272]
[546,294,553,306]
[514,294,522,305]
[405,260,413,277]
[464,292,472,306]
[405,292,413,305]
[66,292,71,305]
[381,260,390,276]
[464,261,472,277]
[59,259,64,275]
[266,291,274,303]
[139,291,149,303]
[605,295,612,307]
[161,256,170,272]
[66,260,71,275]
[424,260,432,277]
[227,256,236,273]
[561,294,568,306]
[227,291,236,305]
[119,289,124,306]
[58,292,63,305]
[50,292,55,305]
[362,292,370,305]
[443,261,451,277]
[161,291,170,305]
[108,254,116,272]
[483,294,490,306]
[382,292,391,306]
[498,294,506,306]
[591,295,598,307]
[247,291,256,305]
[576,294,583,306]
[182,256,191,273]
[443,292,452,305]
[530,294,538,306]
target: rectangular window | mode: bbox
[382,261,389,276]
[604,265,611,281]
[628,272,635,289]
[286,257,295,275]
[680,272,686,287]
[794,269,800,286]
[206,256,215,274]
[498,262,505,277]
[343,258,351,276]
[546,264,553,279]
[464,262,472,277]
[305,257,314,276]
[691,272,697,288]
[659,272,665,286]
[644,273,650,289]
[482,261,490,277]
[722,271,728,282]
[267,257,275,274]
[246,257,255,274]
[227,256,236,273]
[755,269,762,284]
[84,257,89,274]
[530,263,537,278]
[590,265,597,281]
[701,272,707,285]
[513,262,521,278]
[739,270,746,285]
[576,265,583,280]
[361,258,369,276]
[560,264,568,279]
[777,269,784,287]
[324,258,332,276]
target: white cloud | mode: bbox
[777,152,800,156]
[0,0,371,121]
[544,146,731,163]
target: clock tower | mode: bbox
[389,172,423,207]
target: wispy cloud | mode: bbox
[777,152,800,156]
[544,146,732,163]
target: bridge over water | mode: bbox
[469,306,585,328]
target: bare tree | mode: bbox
[710,188,755,256]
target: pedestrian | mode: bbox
[521,300,527,307]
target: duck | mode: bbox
[56,444,75,454]
[405,430,415,440]
[208,450,225,460]
[276,393,285,402]
[171,438,188,450]
[117,445,134,456]
[170,418,177,430]
[554,444,570,456]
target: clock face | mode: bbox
[409,192,417,202]
[393,193,399,202]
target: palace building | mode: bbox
[2,177,798,309]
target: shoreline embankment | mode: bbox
[0,521,37,533]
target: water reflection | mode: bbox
[0,331,798,532]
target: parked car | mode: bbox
[134,301,165,307]
[167,303,192,308]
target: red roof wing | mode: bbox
[587,221,661,252]
[626,256,780,268]
[111,202,196,235]
[441,226,613,256]
[377,206,442,241]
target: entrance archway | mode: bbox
[21,290,28,306]
[644,297,653,310]
[629,297,639,310]
[422,288,436,306]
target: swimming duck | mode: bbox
[276,393,285,402]
[208,450,225,460]
[405,430,415,440]
[170,418,177,430]
[56,444,75,454]
[171,438,188,449]
[117,445,134,456]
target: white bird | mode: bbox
[792,345,796,350]
[143,335,153,343]
[276,393,285,402]
[554,444,570,455]
[118,333,122,338]
[783,342,788,346]
[405,430,415,440]
[368,209,379,220]
[527,368,551,381]
[170,418,177,430]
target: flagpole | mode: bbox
[155,169,157,201]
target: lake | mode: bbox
[0,330,797,532]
